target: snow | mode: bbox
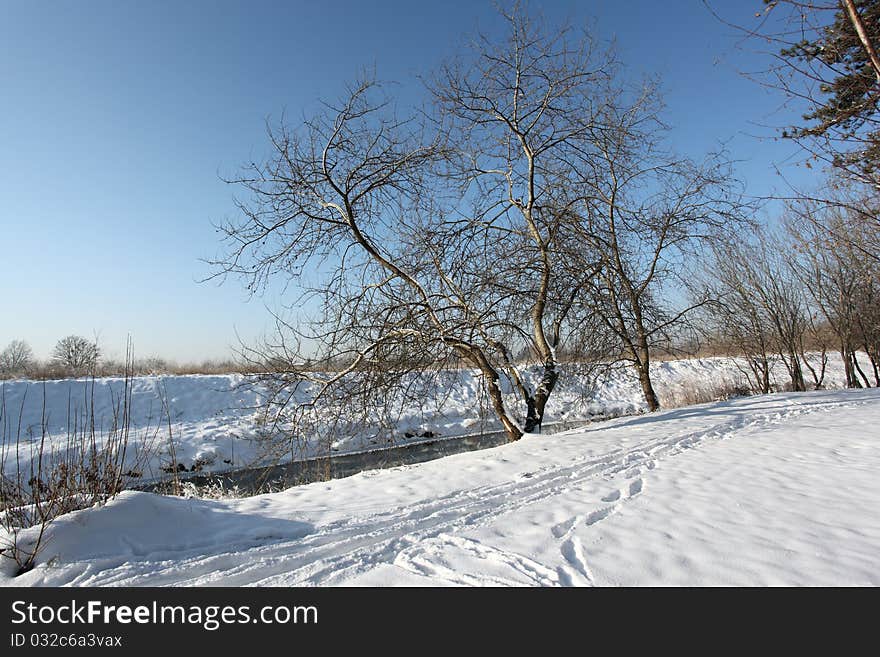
[0,374,264,480]
[3,386,878,586]
[0,352,858,482]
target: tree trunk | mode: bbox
[842,345,857,387]
[630,341,658,411]
[523,362,559,433]
[844,346,863,388]
[638,363,660,411]
[787,350,806,392]
[862,342,878,387]
[853,351,871,388]
[467,348,523,442]
[760,358,771,394]
[485,373,523,441]
[747,356,771,394]
[802,348,827,390]
[842,0,880,83]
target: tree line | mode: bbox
[0,336,242,379]
[702,187,879,393]
[0,335,99,378]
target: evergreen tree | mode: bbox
[768,0,880,184]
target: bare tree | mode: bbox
[214,71,549,444]
[427,6,618,430]
[210,78,490,448]
[51,335,100,375]
[701,252,778,394]
[705,228,821,392]
[212,8,638,445]
[564,82,747,410]
[787,194,880,386]
[0,340,33,377]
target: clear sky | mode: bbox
[0,0,818,363]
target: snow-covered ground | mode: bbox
[0,352,856,481]
[4,386,878,586]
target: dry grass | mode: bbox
[0,349,160,575]
[657,376,753,409]
[0,358,259,382]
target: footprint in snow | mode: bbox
[584,505,616,526]
[552,516,580,539]
[601,490,621,503]
[552,477,647,545]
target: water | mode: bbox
[136,417,615,496]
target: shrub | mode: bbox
[0,357,157,575]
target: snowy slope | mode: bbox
[4,387,878,586]
[0,353,861,482]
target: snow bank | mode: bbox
[0,353,866,482]
[0,374,263,480]
[3,387,878,586]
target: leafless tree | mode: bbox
[701,251,778,394]
[51,335,100,375]
[427,6,619,430]
[706,228,822,392]
[210,77,488,450]
[0,340,33,377]
[563,82,748,410]
[211,8,635,445]
[787,194,880,385]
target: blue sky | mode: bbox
[0,1,818,362]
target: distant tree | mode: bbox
[786,194,880,386]
[0,340,34,376]
[706,228,824,392]
[568,85,747,411]
[51,335,100,374]
[701,253,777,394]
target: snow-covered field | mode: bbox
[0,353,855,481]
[3,386,878,586]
